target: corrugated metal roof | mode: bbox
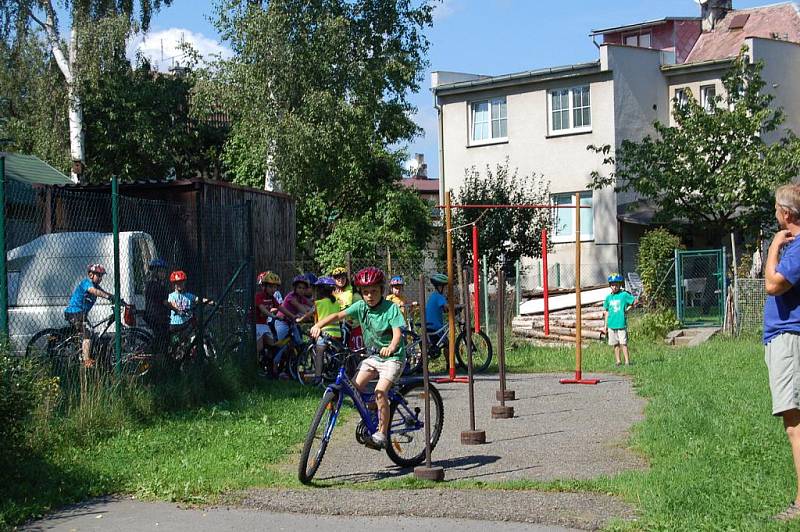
[0,152,72,185]
[432,61,602,94]
[686,2,800,63]
[589,17,700,36]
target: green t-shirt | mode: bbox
[344,299,405,362]
[315,297,342,338]
[603,291,636,330]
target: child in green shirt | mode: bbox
[310,267,404,450]
[603,273,637,366]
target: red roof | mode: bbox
[686,3,800,63]
[402,177,440,193]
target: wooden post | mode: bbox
[387,247,392,278]
[560,193,599,385]
[460,268,486,444]
[445,191,457,380]
[492,268,514,417]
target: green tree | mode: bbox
[453,161,553,277]
[0,0,173,180]
[589,48,800,239]
[636,227,682,308]
[208,0,435,255]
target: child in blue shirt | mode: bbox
[425,273,449,338]
[64,263,115,367]
[167,270,214,336]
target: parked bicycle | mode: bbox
[167,301,218,369]
[26,303,154,378]
[402,307,493,375]
[298,334,444,484]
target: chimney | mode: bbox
[412,153,428,179]
[700,0,733,32]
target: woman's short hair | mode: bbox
[776,184,800,218]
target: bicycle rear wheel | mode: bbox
[118,328,154,378]
[401,330,422,375]
[298,389,339,484]
[385,381,444,468]
[455,330,493,373]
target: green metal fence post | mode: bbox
[245,200,256,362]
[555,263,561,287]
[515,260,521,317]
[195,186,205,356]
[721,247,727,328]
[0,157,8,340]
[112,176,122,376]
[482,255,489,335]
[674,249,682,324]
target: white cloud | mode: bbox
[127,28,232,72]
[433,0,459,21]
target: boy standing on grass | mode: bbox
[602,273,636,366]
[764,184,800,521]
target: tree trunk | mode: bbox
[39,2,84,183]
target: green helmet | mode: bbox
[430,273,449,286]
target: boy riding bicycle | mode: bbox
[310,267,405,449]
[425,273,449,343]
[167,270,214,345]
[64,263,116,368]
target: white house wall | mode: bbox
[750,38,800,145]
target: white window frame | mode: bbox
[700,84,716,113]
[673,87,689,111]
[551,191,594,243]
[623,32,651,48]
[547,85,591,136]
[469,97,508,145]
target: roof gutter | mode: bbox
[661,57,735,76]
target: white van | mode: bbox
[7,231,159,351]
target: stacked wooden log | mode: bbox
[512,303,605,344]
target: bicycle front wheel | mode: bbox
[118,328,154,378]
[298,389,339,484]
[401,330,422,375]
[455,330,493,373]
[385,381,444,468]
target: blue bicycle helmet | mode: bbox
[314,276,337,287]
[304,272,318,285]
[292,274,309,286]
[390,275,404,286]
[149,258,167,269]
[607,272,624,284]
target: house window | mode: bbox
[624,32,651,48]
[552,192,594,242]
[674,88,689,110]
[700,85,716,113]
[470,97,507,143]
[548,86,591,134]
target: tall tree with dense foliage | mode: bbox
[453,161,553,277]
[589,48,800,239]
[0,0,173,181]
[209,0,435,256]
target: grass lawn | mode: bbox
[0,380,320,528]
[4,331,799,531]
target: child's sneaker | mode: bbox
[370,432,387,450]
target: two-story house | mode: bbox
[432,0,800,288]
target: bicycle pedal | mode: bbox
[363,439,384,451]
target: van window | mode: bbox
[132,238,149,296]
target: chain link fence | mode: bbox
[734,277,766,335]
[3,177,265,388]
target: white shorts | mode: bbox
[765,333,800,416]
[608,328,628,346]
[358,356,403,384]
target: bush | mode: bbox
[629,308,681,342]
[637,228,682,308]
[0,354,59,465]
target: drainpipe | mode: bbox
[435,92,445,205]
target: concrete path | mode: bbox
[21,497,578,532]
[293,372,647,484]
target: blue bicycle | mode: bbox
[298,336,445,484]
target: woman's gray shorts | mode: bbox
[765,333,800,416]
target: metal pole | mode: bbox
[246,201,256,360]
[0,157,8,340]
[445,191,457,380]
[482,255,489,336]
[472,224,480,334]
[515,260,520,316]
[414,274,444,481]
[542,229,550,337]
[112,176,122,376]
[492,269,514,417]
[195,186,205,355]
[460,268,485,444]
[730,234,738,334]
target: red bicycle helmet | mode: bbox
[353,267,385,287]
[170,270,188,283]
[87,263,106,275]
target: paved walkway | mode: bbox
[20,497,579,532]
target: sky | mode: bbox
[126,0,773,177]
